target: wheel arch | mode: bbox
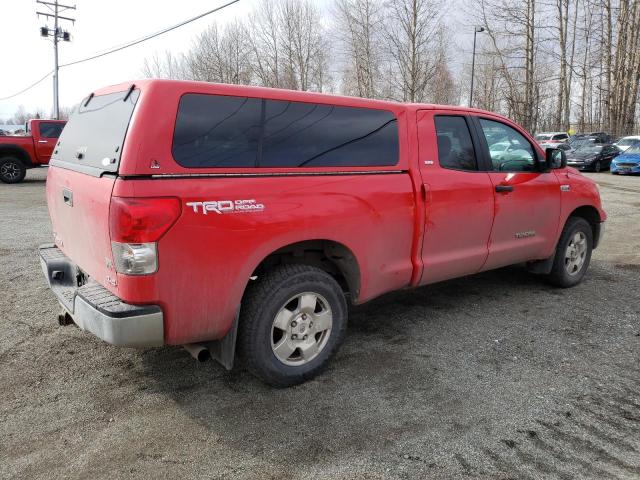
[208,239,361,371]
[249,239,361,303]
[568,205,603,248]
[0,145,32,168]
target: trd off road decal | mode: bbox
[186,199,265,215]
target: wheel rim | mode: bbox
[270,292,333,366]
[594,161,601,172]
[565,231,587,275]
[0,161,21,180]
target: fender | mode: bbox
[0,144,34,168]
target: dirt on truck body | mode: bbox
[40,79,605,386]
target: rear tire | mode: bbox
[238,264,348,387]
[546,217,593,288]
[0,157,26,184]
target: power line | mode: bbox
[0,0,240,103]
[60,0,240,68]
[0,71,53,101]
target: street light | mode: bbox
[470,26,486,108]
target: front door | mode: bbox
[35,122,64,163]
[416,110,494,285]
[471,117,561,270]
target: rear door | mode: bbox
[47,88,140,293]
[471,116,561,269]
[34,121,65,163]
[416,110,494,284]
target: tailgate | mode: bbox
[46,166,117,291]
[45,87,140,294]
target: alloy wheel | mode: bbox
[565,231,587,275]
[270,292,333,366]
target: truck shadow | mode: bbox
[136,263,614,465]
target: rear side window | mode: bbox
[39,122,64,138]
[434,115,478,171]
[172,94,399,168]
[552,134,568,141]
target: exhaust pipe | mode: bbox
[183,343,211,362]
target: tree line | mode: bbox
[143,0,640,135]
[143,0,459,107]
[473,0,640,135]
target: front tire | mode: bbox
[0,157,27,184]
[593,160,602,172]
[239,264,348,387]
[546,217,593,288]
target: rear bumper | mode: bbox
[39,244,164,347]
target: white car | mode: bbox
[489,141,531,162]
[614,136,640,152]
[535,132,569,144]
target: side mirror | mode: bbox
[545,147,567,170]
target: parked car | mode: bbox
[535,132,569,144]
[611,141,640,174]
[39,80,606,387]
[488,141,533,163]
[613,135,640,152]
[566,144,621,172]
[539,142,572,152]
[0,119,66,183]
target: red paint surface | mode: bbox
[0,120,66,166]
[45,80,606,345]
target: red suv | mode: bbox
[40,80,605,386]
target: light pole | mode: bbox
[469,26,485,108]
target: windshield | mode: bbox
[625,143,640,155]
[574,145,603,154]
[618,137,640,147]
[535,134,551,141]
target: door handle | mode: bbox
[495,185,514,193]
[38,140,48,143]
[62,188,73,206]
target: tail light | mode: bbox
[109,197,181,275]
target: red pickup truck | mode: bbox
[0,119,66,183]
[40,80,605,386]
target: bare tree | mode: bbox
[187,21,252,84]
[384,0,442,102]
[277,0,329,91]
[248,1,282,87]
[142,51,189,79]
[334,0,384,98]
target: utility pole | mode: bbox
[37,1,75,120]
[469,26,485,108]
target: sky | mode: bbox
[0,0,476,120]
[0,0,255,118]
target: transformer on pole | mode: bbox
[37,0,76,120]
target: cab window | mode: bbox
[434,115,478,171]
[39,122,65,138]
[479,119,536,172]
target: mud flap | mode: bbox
[205,311,239,370]
[526,256,555,275]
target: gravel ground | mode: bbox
[1,169,639,479]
